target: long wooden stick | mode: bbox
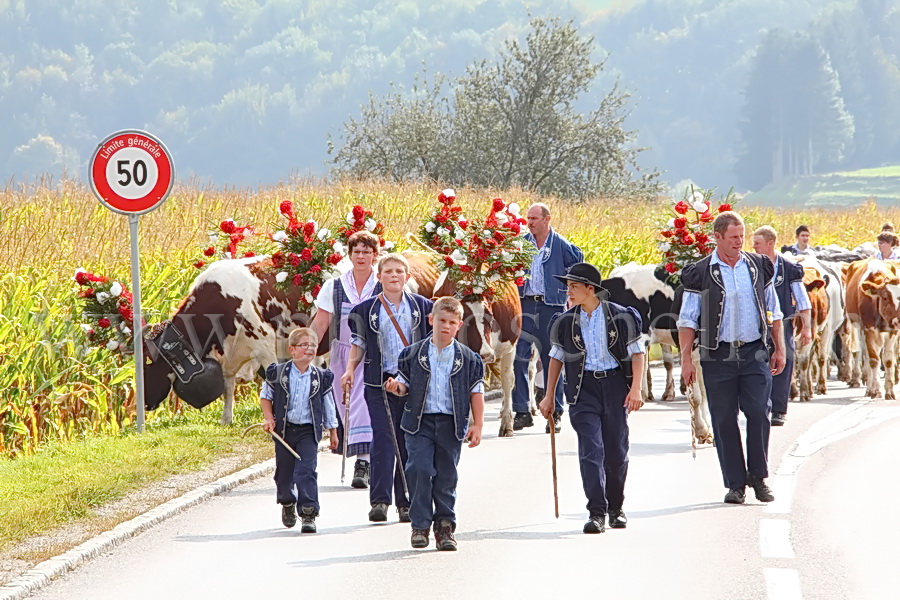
[548,415,559,519]
[340,386,351,484]
[242,423,302,461]
[271,429,302,461]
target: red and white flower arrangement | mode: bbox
[270,200,341,308]
[335,203,393,252]
[658,187,735,284]
[418,189,468,255]
[73,268,142,353]
[195,218,258,269]
[432,195,534,302]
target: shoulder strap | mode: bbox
[378,293,410,347]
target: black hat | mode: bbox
[553,262,605,291]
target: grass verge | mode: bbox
[0,399,270,557]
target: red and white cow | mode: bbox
[791,266,828,402]
[844,258,900,399]
[143,257,317,424]
[403,250,523,437]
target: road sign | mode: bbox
[89,129,175,432]
[89,130,174,216]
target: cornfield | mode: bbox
[1,177,895,457]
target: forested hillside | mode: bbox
[1,0,898,191]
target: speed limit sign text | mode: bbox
[90,130,175,215]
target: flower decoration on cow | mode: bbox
[434,196,534,302]
[335,202,394,251]
[195,218,258,269]
[73,268,142,354]
[657,187,736,285]
[418,189,468,255]
[270,200,341,309]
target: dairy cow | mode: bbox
[143,257,318,424]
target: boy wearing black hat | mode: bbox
[539,262,644,534]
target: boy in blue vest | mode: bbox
[385,296,485,551]
[539,263,644,534]
[260,327,338,533]
[342,253,434,524]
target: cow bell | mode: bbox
[172,358,225,409]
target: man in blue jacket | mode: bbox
[514,203,584,433]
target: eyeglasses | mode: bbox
[290,343,317,350]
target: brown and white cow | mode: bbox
[143,257,316,424]
[844,258,900,399]
[403,250,522,437]
[791,266,828,402]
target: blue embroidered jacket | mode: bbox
[518,229,584,306]
[349,292,434,386]
[263,362,335,441]
[549,302,642,404]
[397,339,485,441]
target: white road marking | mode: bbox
[764,568,803,600]
[762,396,900,600]
[760,519,794,558]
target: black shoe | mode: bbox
[724,488,746,504]
[545,410,562,434]
[771,412,786,426]
[299,506,317,533]
[583,515,605,534]
[411,528,430,549]
[608,509,627,529]
[368,502,389,522]
[513,412,534,430]
[352,459,370,489]
[281,503,297,528]
[398,506,411,523]
[747,475,775,502]
[434,519,458,551]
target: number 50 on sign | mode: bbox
[90,130,174,215]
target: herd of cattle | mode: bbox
[140,243,900,445]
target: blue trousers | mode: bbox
[514,298,564,413]
[404,414,462,531]
[364,385,409,508]
[273,423,320,514]
[770,319,795,415]
[568,372,630,517]
[700,340,772,490]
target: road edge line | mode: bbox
[0,458,275,600]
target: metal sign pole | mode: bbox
[129,214,146,432]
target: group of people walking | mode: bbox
[258,204,815,549]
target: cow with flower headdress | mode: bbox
[406,190,532,436]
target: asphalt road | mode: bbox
[24,367,900,600]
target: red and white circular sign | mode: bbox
[89,130,174,215]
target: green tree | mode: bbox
[329,17,660,200]
[736,29,854,190]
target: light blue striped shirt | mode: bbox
[396,340,484,414]
[774,259,812,312]
[351,295,412,374]
[260,363,338,428]
[549,305,645,369]
[677,252,783,342]
[525,240,548,296]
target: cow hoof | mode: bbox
[886,391,896,401]
[815,385,827,395]
[661,392,675,402]
[498,426,514,438]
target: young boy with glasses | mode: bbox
[260,327,339,533]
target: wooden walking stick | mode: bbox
[547,415,559,519]
[340,385,351,484]
[242,423,302,461]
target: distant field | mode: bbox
[745,165,900,208]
